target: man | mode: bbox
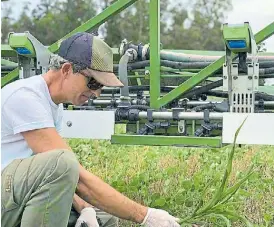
[1,32,180,227]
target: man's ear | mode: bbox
[61,63,73,78]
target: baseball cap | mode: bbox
[58,32,124,87]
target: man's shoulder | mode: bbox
[1,76,46,106]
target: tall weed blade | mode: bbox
[220,165,254,204]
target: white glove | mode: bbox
[75,207,99,227]
[141,208,180,227]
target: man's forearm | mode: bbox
[76,165,148,223]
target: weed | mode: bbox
[68,122,274,226]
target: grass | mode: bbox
[67,136,274,227]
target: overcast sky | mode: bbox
[1,0,274,51]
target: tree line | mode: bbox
[1,0,232,50]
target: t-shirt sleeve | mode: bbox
[2,88,55,135]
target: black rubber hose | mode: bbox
[206,91,274,101]
[182,80,223,99]
[101,86,174,94]
[260,67,274,75]
[113,60,274,71]
[1,66,18,71]
[192,103,216,112]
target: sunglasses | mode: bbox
[80,71,104,90]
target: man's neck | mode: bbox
[42,71,66,105]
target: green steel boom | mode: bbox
[1,0,274,147]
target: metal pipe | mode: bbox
[138,111,223,120]
[86,99,274,107]
[99,94,138,98]
[89,99,148,105]
[264,101,274,107]
[119,40,274,63]
[184,101,274,107]
[118,52,131,98]
[160,50,274,63]
[113,60,274,71]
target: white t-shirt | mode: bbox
[1,75,63,171]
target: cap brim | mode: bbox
[87,69,124,87]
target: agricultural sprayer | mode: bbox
[2,0,274,147]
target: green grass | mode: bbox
[68,137,274,227]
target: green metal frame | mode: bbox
[1,59,17,66]
[2,0,274,99]
[149,0,161,108]
[1,1,274,147]
[111,135,222,147]
[1,44,17,57]
[154,22,274,108]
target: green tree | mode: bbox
[1,3,14,43]
[100,0,170,47]
[2,0,233,50]
[11,2,34,40]
[8,0,97,45]
[163,0,232,50]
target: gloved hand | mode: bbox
[75,207,99,227]
[141,208,180,227]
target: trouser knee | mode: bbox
[46,149,79,187]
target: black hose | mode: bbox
[206,91,274,101]
[113,60,274,71]
[1,66,18,71]
[256,92,274,101]
[101,86,174,94]
[260,67,274,75]
[192,103,216,112]
[182,80,223,99]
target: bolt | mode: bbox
[67,121,72,127]
[224,76,227,79]
[233,76,238,80]
[248,76,252,80]
[254,76,258,79]
[145,70,150,76]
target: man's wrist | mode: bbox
[134,206,149,224]
[73,194,93,213]
[83,201,94,209]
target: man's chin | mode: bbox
[75,101,86,106]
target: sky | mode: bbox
[226,0,274,52]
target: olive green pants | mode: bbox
[1,150,118,227]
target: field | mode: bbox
[68,136,274,227]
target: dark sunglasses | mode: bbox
[80,71,104,90]
[86,77,104,90]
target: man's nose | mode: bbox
[92,89,102,98]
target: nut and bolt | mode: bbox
[145,70,150,76]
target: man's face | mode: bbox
[61,64,103,105]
